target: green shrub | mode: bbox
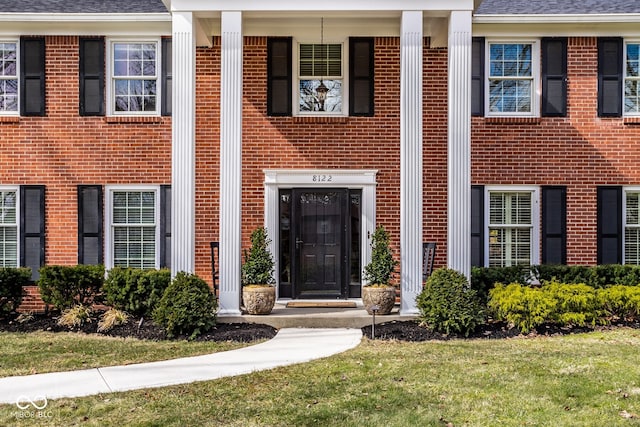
[363,226,399,286]
[488,283,556,333]
[471,265,531,302]
[598,285,640,321]
[153,272,217,338]
[103,268,171,317]
[544,281,600,327]
[417,268,484,337]
[241,227,275,285]
[38,265,105,310]
[0,267,31,315]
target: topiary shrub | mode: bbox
[38,265,105,311]
[598,285,640,322]
[241,227,275,286]
[488,283,556,333]
[0,267,31,316]
[363,225,399,286]
[103,267,171,317]
[153,272,217,338]
[417,268,485,337]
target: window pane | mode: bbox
[299,79,342,113]
[627,193,640,225]
[625,80,640,113]
[0,43,17,77]
[625,228,640,265]
[489,191,532,266]
[627,44,640,77]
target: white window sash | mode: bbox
[0,40,19,115]
[624,41,640,117]
[0,186,19,267]
[106,38,161,116]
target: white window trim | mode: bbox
[105,38,162,117]
[484,186,540,267]
[624,40,640,117]
[104,185,161,270]
[0,39,20,116]
[485,39,540,118]
[293,38,348,117]
[0,186,20,267]
[623,186,640,264]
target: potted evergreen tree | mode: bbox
[241,227,276,315]
[362,225,399,315]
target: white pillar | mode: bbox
[447,11,472,279]
[171,12,196,275]
[400,11,423,315]
[218,11,243,315]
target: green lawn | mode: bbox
[2,329,640,426]
[0,331,249,378]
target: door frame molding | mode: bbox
[264,169,378,299]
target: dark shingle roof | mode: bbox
[476,0,640,15]
[1,0,168,14]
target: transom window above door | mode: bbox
[298,43,343,114]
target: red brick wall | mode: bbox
[1,36,171,311]
[472,37,640,265]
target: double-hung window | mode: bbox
[298,43,343,114]
[487,187,539,267]
[108,40,159,115]
[624,189,640,264]
[106,187,159,269]
[487,41,539,116]
[625,42,640,115]
[0,189,18,268]
[0,41,18,114]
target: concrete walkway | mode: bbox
[0,328,362,405]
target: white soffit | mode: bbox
[474,21,640,37]
[0,14,171,36]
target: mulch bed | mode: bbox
[2,311,639,343]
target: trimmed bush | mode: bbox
[488,283,556,333]
[544,282,601,327]
[471,265,531,302]
[0,267,31,315]
[417,268,484,337]
[103,268,171,317]
[38,265,105,310]
[153,272,217,339]
[598,285,640,321]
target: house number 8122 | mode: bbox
[312,175,332,182]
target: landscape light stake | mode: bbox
[371,304,379,339]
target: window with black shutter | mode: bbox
[471,185,485,267]
[79,38,105,116]
[597,186,622,264]
[267,37,292,116]
[541,186,566,264]
[19,186,45,281]
[349,37,374,116]
[161,38,172,116]
[598,38,623,117]
[160,185,171,269]
[541,38,567,117]
[471,38,485,117]
[78,185,103,265]
[20,37,46,116]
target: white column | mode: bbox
[400,11,423,315]
[447,10,472,279]
[219,11,243,315]
[171,12,196,275]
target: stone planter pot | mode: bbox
[362,285,396,315]
[242,285,276,315]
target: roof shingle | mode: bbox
[1,0,168,14]
[476,0,640,15]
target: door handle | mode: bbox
[295,238,303,249]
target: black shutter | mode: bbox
[597,186,622,264]
[471,185,485,267]
[161,38,172,116]
[471,37,485,117]
[542,186,567,264]
[349,37,374,116]
[541,38,567,117]
[79,37,104,116]
[20,186,45,282]
[267,37,292,116]
[160,185,171,269]
[20,37,46,116]
[78,185,103,265]
[598,37,623,117]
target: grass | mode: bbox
[2,329,640,426]
[0,331,250,378]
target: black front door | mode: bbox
[293,189,347,298]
